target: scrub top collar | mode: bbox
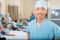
[34,18,48,29]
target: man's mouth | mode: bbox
[37,13,43,17]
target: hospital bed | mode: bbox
[2,31,28,40]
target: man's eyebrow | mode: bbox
[41,7,45,9]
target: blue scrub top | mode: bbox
[26,19,60,39]
[0,21,2,26]
[0,21,2,37]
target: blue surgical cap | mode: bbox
[35,0,48,10]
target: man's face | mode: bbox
[0,17,2,20]
[35,7,47,19]
[17,20,19,23]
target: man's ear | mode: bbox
[45,10,48,18]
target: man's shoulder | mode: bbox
[46,19,59,27]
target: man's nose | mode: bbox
[38,10,42,13]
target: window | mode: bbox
[8,5,18,20]
[50,9,60,26]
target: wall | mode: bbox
[8,0,20,6]
[49,0,60,9]
[24,0,36,19]
[19,0,25,19]
[0,0,6,15]
[19,0,37,19]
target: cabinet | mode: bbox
[48,0,60,26]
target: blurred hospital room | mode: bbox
[0,0,60,40]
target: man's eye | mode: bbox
[36,8,39,10]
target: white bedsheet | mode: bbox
[2,31,28,40]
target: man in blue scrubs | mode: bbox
[0,14,5,37]
[26,0,60,40]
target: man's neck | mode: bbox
[36,17,45,24]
